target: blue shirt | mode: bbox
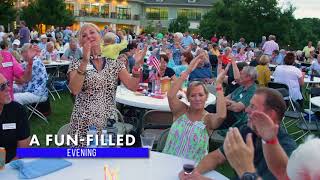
[167,58,176,69]
[189,63,212,81]
[38,42,47,51]
[128,56,135,73]
[169,44,182,65]
[21,57,48,97]
[181,35,194,48]
[274,54,284,65]
[172,65,188,78]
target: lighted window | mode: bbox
[65,3,74,13]
[146,8,168,20]
[91,3,99,17]
[177,8,202,21]
[101,4,110,18]
[116,7,131,20]
[80,3,90,16]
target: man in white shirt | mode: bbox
[262,35,279,56]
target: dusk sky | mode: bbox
[279,0,320,19]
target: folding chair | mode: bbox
[276,88,311,141]
[26,81,50,123]
[141,110,173,146]
[268,82,296,111]
[156,128,170,152]
[46,66,61,100]
[113,108,134,135]
[57,123,70,146]
[304,87,320,130]
[26,98,49,123]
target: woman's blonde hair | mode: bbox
[78,23,100,46]
[103,32,116,44]
[259,55,270,65]
[186,81,209,99]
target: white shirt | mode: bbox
[246,51,254,61]
[311,59,320,73]
[262,40,279,55]
[0,32,5,42]
[30,31,38,40]
[273,65,303,100]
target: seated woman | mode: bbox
[273,52,304,105]
[14,43,48,105]
[310,54,320,76]
[256,55,271,87]
[235,47,246,62]
[163,53,228,162]
[168,51,193,77]
[40,41,59,61]
[189,54,213,84]
[158,54,177,81]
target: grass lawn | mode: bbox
[29,91,319,179]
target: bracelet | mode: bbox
[262,137,278,145]
[76,68,86,76]
[216,85,223,91]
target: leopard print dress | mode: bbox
[67,57,125,147]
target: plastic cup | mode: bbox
[140,132,156,150]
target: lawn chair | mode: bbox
[156,128,170,152]
[276,88,311,141]
[142,110,173,146]
[57,123,70,146]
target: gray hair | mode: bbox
[225,47,232,52]
[21,43,32,53]
[254,50,263,58]
[242,66,257,81]
[174,32,183,40]
[69,37,78,44]
[287,136,320,180]
[46,41,54,48]
[269,35,276,40]
[0,25,4,32]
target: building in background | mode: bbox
[65,0,213,33]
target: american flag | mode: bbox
[148,55,161,73]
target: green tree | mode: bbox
[0,0,17,30]
[199,0,240,40]
[199,0,299,48]
[20,1,40,29]
[21,0,74,29]
[168,16,190,33]
[143,21,156,34]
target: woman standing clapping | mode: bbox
[67,23,146,147]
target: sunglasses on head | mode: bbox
[0,81,9,91]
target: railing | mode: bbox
[75,10,138,21]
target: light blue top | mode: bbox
[182,35,194,48]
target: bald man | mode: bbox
[0,74,30,163]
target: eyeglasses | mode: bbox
[0,81,9,91]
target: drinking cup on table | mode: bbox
[140,132,156,150]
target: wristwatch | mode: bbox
[240,172,259,180]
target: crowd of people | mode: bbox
[0,20,319,180]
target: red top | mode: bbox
[221,55,231,65]
[211,37,218,43]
